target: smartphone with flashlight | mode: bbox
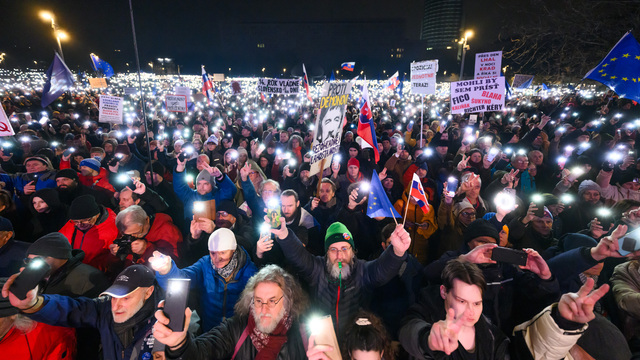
[62,147,75,158]
[487,148,500,163]
[446,177,458,197]
[164,278,190,331]
[308,316,342,360]
[192,200,216,221]
[596,208,613,230]
[531,195,545,218]
[491,247,528,266]
[10,258,51,300]
[355,182,370,203]
[266,207,282,229]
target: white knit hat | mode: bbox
[208,228,237,252]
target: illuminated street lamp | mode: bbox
[458,30,473,80]
[39,11,67,61]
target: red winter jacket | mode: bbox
[60,160,115,193]
[142,213,183,257]
[0,322,76,359]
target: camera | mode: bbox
[113,235,136,261]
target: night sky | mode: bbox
[0,0,505,76]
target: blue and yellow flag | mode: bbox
[584,32,640,102]
[366,170,401,219]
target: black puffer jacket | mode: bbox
[41,249,110,298]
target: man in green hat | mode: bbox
[268,219,411,337]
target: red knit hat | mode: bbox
[347,158,360,168]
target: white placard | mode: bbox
[256,78,301,95]
[165,95,188,113]
[450,77,505,114]
[124,87,137,96]
[410,60,438,95]
[174,86,191,98]
[474,51,502,79]
[98,95,124,124]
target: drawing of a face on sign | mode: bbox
[316,105,344,144]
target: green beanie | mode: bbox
[324,222,355,252]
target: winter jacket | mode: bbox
[611,260,640,340]
[0,238,29,277]
[41,249,110,298]
[165,314,307,360]
[399,285,510,360]
[277,229,407,336]
[143,213,182,257]
[173,169,237,223]
[156,246,257,332]
[60,159,115,193]
[27,293,159,360]
[0,322,77,359]
[0,170,57,196]
[59,206,118,271]
[597,169,640,202]
[393,192,437,264]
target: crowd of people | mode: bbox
[0,69,639,359]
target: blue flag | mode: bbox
[90,53,114,78]
[41,53,75,108]
[502,71,512,97]
[366,170,402,219]
[583,32,640,102]
[542,83,549,90]
[329,71,335,81]
[396,74,404,95]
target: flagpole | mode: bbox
[402,185,410,226]
[420,95,424,145]
[128,0,155,189]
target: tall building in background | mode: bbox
[420,0,463,50]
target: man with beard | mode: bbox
[60,153,115,193]
[58,195,118,271]
[304,178,341,233]
[150,228,257,333]
[269,220,411,336]
[55,168,113,209]
[559,180,603,235]
[3,264,163,360]
[282,162,317,206]
[154,264,309,360]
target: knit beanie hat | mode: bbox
[55,168,79,182]
[27,232,72,259]
[347,158,360,168]
[79,158,101,172]
[69,195,100,220]
[196,169,214,187]
[324,222,355,251]
[0,216,13,232]
[208,228,237,251]
[453,201,475,218]
[205,134,219,145]
[578,180,602,198]
[463,219,499,244]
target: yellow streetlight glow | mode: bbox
[39,11,53,21]
[465,30,474,39]
[57,30,68,41]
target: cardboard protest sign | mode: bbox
[450,77,505,114]
[410,60,438,95]
[165,95,188,113]
[256,78,301,95]
[98,95,124,124]
[124,87,137,96]
[309,81,354,176]
[474,51,502,79]
[89,78,108,89]
[212,74,225,82]
[174,86,191,98]
[0,107,15,136]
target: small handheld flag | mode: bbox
[89,53,114,78]
[367,170,401,218]
[385,71,400,90]
[202,65,215,105]
[341,62,355,71]
[409,173,430,213]
[357,82,380,163]
[302,63,313,102]
[41,53,75,108]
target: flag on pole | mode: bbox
[89,53,114,78]
[202,65,215,105]
[41,53,75,108]
[0,107,15,136]
[302,63,312,102]
[385,71,400,90]
[357,82,380,163]
[409,173,430,213]
[583,31,640,102]
[396,73,404,95]
[367,170,401,218]
[341,62,355,71]
[329,71,336,81]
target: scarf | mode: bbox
[113,294,155,349]
[248,311,292,360]
[347,172,364,184]
[214,249,238,279]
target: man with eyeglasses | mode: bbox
[150,227,257,332]
[59,194,118,271]
[268,220,411,336]
[154,264,309,360]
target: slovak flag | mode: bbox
[341,62,355,71]
[202,65,215,104]
[357,82,380,163]
[302,63,313,102]
[410,173,430,213]
[385,71,400,90]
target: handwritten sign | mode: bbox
[98,95,124,124]
[410,60,438,95]
[450,77,505,114]
[165,95,188,113]
[257,78,301,95]
[474,51,502,79]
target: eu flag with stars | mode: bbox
[90,53,114,78]
[41,53,75,108]
[584,32,640,102]
[366,170,401,219]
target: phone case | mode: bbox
[10,260,51,300]
[267,208,282,228]
[312,316,342,360]
[491,247,528,266]
[165,279,190,331]
[619,228,640,256]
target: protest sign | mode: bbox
[165,95,188,113]
[512,74,535,89]
[310,81,354,176]
[98,95,124,124]
[212,74,225,82]
[0,106,15,136]
[410,60,438,95]
[124,87,137,96]
[174,86,191,98]
[256,78,301,95]
[474,51,502,79]
[450,77,505,114]
[89,78,108,89]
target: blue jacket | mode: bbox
[0,170,57,195]
[28,294,157,360]
[156,246,257,332]
[173,170,237,222]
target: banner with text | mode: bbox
[450,77,505,114]
[124,87,138,96]
[256,78,301,95]
[89,78,108,89]
[474,51,502,79]
[174,86,191,98]
[165,95,188,113]
[410,60,438,95]
[310,81,354,175]
[98,95,124,124]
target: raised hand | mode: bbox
[389,224,411,257]
[306,334,334,360]
[256,234,274,259]
[149,251,173,275]
[268,216,289,240]
[460,243,497,264]
[428,308,462,355]
[520,249,552,280]
[23,181,36,195]
[557,278,609,324]
[132,179,146,195]
[1,272,39,310]
[378,167,388,181]
[153,300,192,349]
[239,163,251,181]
